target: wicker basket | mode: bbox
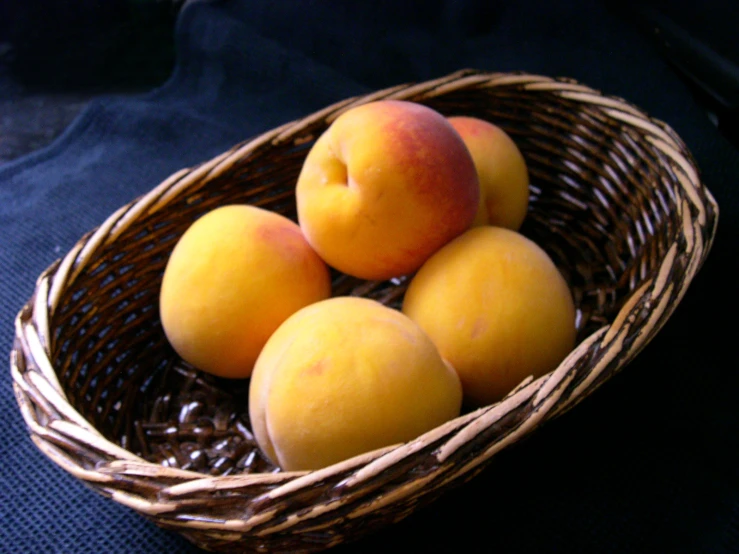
[11,69,718,553]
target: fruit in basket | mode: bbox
[402,226,576,407]
[448,116,529,230]
[159,205,331,379]
[296,100,479,281]
[249,296,462,471]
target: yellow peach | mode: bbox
[296,100,479,281]
[249,296,462,471]
[402,226,576,407]
[448,116,529,230]
[159,205,331,379]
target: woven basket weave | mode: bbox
[11,69,718,553]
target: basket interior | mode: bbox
[48,85,678,475]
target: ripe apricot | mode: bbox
[159,205,331,378]
[403,226,576,407]
[249,297,462,470]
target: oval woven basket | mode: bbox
[11,69,718,553]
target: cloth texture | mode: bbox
[1,1,738,552]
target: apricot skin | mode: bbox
[248,297,463,471]
[296,100,479,281]
[448,116,529,230]
[402,226,576,407]
[159,205,331,379]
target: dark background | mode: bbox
[1,1,738,553]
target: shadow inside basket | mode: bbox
[47,86,680,476]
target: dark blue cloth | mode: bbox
[2,1,738,552]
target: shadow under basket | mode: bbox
[11,70,718,553]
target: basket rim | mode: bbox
[10,68,720,549]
